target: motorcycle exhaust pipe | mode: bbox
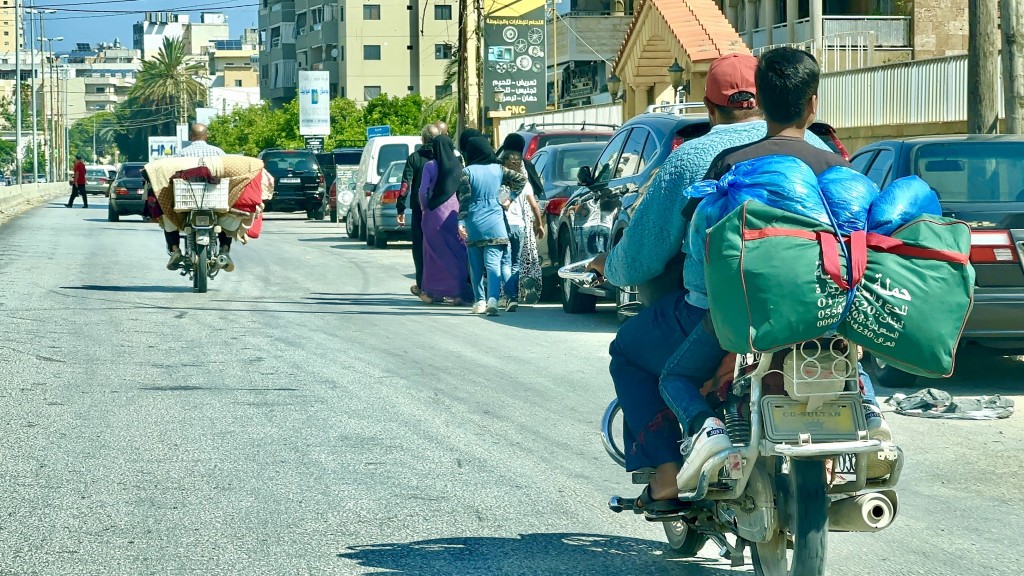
[216,255,230,268]
[828,490,899,532]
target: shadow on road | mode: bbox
[62,284,193,293]
[875,347,1024,399]
[337,533,739,576]
[298,236,347,243]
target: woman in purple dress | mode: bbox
[417,135,473,304]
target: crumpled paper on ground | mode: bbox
[886,388,1014,420]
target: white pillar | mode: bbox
[726,0,740,28]
[762,0,775,46]
[810,0,823,47]
[786,0,798,43]
[744,0,757,48]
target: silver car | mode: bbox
[85,167,114,196]
[364,160,410,249]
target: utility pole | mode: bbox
[28,2,38,179]
[457,0,469,136]
[552,5,558,110]
[1002,0,1024,133]
[15,0,22,184]
[968,0,1000,134]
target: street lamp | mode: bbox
[25,6,57,181]
[607,73,622,103]
[667,58,689,104]
[39,35,62,181]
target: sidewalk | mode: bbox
[0,183,69,227]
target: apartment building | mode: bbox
[550,0,633,108]
[65,41,142,114]
[208,39,262,115]
[0,0,18,53]
[133,12,232,62]
[259,0,459,106]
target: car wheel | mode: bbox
[107,205,119,222]
[374,230,388,248]
[365,212,375,246]
[312,206,326,221]
[865,352,918,388]
[358,210,368,241]
[560,243,597,314]
[346,209,359,239]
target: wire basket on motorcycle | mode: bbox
[172,178,230,212]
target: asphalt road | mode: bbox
[1,198,1022,575]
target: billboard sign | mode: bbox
[148,136,179,161]
[366,125,392,139]
[298,70,331,136]
[482,0,547,117]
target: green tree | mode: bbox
[69,111,118,162]
[130,37,207,131]
[0,140,16,174]
[21,147,45,178]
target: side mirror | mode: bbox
[363,182,376,193]
[577,166,593,186]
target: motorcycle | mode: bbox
[559,258,905,575]
[171,178,235,294]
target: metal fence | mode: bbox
[497,102,623,136]
[818,54,1004,129]
[822,16,911,47]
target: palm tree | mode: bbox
[131,37,208,129]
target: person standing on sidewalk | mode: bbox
[66,155,88,208]
[398,124,439,297]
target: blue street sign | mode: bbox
[366,125,392,139]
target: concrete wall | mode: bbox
[0,183,69,218]
[833,120,1003,154]
[913,0,968,59]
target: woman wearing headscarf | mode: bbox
[417,135,473,305]
[457,132,526,316]
[497,149,545,310]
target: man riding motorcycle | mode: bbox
[592,47,893,517]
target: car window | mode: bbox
[638,130,660,173]
[913,142,1024,202]
[614,128,650,180]
[335,151,362,166]
[86,169,106,178]
[262,152,320,174]
[557,147,602,183]
[377,144,409,176]
[538,134,612,149]
[849,150,877,174]
[120,164,144,179]
[864,149,894,187]
[592,130,629,184]
[531,151,548,183]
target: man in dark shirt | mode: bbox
[398,124,439,296]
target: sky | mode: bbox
[32,1,259,52]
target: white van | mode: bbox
[346,135,421,241]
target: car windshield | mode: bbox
[538,134,611,149]
[335,151,362,166]
[86,169,107,178]
[263,153,320,174]
[377,144,409,175]
[120,165,144,179]
[556,148,602,182]
[913,142,1024,202]
[382,163,405,185]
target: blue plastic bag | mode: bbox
[867,176,942,235]
[716,156,828,227]
[818,166,879,235]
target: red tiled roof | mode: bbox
[614,0,749,72]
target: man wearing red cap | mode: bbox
[589,51,836,518]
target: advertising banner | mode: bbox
[148,136,179,162]
[298,70,331,136]
[483,0,547,117]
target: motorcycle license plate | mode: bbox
[281,177,301,184]
[761,395,864,443]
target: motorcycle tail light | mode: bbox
[545,197,569,216]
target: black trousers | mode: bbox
[67,183,88,207]
[164,230,232,251]
[411,208,424,288]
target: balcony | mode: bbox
[750,15,910,50]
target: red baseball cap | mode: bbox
[705,53,757,108]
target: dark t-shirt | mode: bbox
[703,134,852,180]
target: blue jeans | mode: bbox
[503,225,524,300]
[468,244,507,303]
[609,290,726,471]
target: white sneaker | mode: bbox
[485,297,499,316]
[505,299,519,312]
[677,417,733,491]
[864,403,894,480]
[471,300,487,314]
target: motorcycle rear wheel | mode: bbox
[663,520,706,557]
[194,245,209,293]
[750,459,828,576]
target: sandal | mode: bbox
[410,285,421,296]
[442,297,463,306]
[635,485,688,520]
[418,293,435,304]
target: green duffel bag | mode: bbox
[839,216,974,378]
[705,201,855,353]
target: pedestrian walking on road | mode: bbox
[457,131,526,316]
[417,135,473,305]
[66,155,88,208]
[496,148,544,311]
[398,124,440,297]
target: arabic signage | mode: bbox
[304,136,325,154]
[148,136,179,162]
[298,70,331,136]
[483,0,547,117]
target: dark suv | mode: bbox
[850,135,1024,386]
[258,149,328,220]
[504,123,615,160]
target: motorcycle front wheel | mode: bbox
[194,244,209,293]
[750,459,828,576]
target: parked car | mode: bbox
[363,160,410,248]
[524,141,605,298]
[604,119,852,321]
[503,123,615,160]
[553,112,714,313]
[85,167,113,196]
[106,162,148,222]
[346,136,421,241]
[258,148,328,219]
[850,135,1024,386]
[317,147,365,223]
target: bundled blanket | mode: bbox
[145,155,264,231]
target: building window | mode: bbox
[94,86,106,93]
[363,4,381,19]
[434,4,452,20]
[364,86,381,100]
[296,12,307,34]
[363,45,381,60]
[270,26,281,48]
[340,86,346,98]
[435,85,452,99]
[234,79,243,87]
[434,43,452,59]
